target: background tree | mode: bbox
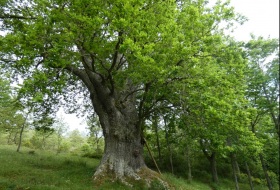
[53,115,69,153]
[244,36,279,190]
[86,115,103,152]
[245,36,279,137]
[68,129,86,152]
[30,117,55,150]
[16,106,33,152]
[0,74,28,145]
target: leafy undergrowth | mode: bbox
[0,145,271,190]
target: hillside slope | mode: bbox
[0,145,270,190]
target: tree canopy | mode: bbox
[0,0,243,117]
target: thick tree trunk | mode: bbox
[66,67,164,186]
[93,109,146,181]
[90,90,157,186]
[94,134,145,178]
[91,99,168,188]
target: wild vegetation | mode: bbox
[0,0,279,189]
[0,144,274,190]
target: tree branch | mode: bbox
[138,82,151,121]
[0,14,36,20]
[109,31,123,72]
[122,88,145,103]
[116,54,127,70]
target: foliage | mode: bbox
[243,36,279,186]
[0,76,27,146]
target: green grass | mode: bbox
[0,145,273,190]
[0,145,98,190]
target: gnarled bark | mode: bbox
[92,100,167,188]
[93,111,146,180]
[91,93,147,180]
[65,56,164,186]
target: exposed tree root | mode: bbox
[93,165,173,189]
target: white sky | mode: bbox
[230,0,279,41]
[59,0,279,132]
[57,108,88,134]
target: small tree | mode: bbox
[68,129,85,152]
[31,117,55,149]
[53,116,69,153]
[87,115,103,152]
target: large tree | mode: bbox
[0,0,243,183]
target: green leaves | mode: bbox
[0,76,25,134]
[244,36,279,136]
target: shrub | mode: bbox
[149,179,168,190]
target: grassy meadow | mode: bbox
[0,145,272,190]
